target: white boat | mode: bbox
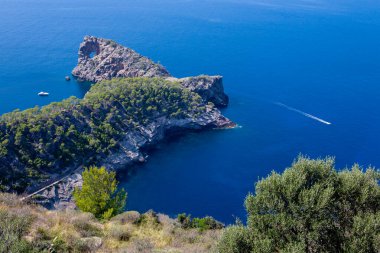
[38,91,49,96]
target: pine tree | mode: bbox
[74,166,127,220]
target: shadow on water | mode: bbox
[116,128,223,183]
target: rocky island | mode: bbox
[0,36,235,208]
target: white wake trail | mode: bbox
[275,102,331,125]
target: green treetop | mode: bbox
[218,156,380,253]
[73,166,127,220]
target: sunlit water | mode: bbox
[1,0,380,223]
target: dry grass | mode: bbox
[0,193,222,253]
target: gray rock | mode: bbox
[80,236,102,250]
[32,172,82,209]
[72,36,170,83]
[72,36,229,107]
[167,75,229,107]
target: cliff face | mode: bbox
[72,36,229,107]
[72,36,170,82]
[167,76,229,108]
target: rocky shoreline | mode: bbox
[4,36,235,209]
[33,105,234,209]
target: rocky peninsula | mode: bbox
[0,36,234,208]
[72,36,229,107]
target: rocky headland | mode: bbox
[72,36,229,107]
[0,36,234,209]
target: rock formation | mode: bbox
[72,36,170,82]
[72,36,229,107]
[167,75,229,107]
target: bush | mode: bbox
[177,213,193,229]
[0,209,34,253]
[192,216,224,231]
[111,211,141,225]
[107,224,132,241]
[135,210,160,227]
[217,225,252,253]
[218,156,380,253]
[71,214,102,237]
[177,213,224,231]
[74,166,127,220]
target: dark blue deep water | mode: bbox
[1,0,380,223]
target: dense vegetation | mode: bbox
[218,156,380,253]
[74,166,127,220]
[0,78,206,192]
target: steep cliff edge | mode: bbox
[72,36,229,107]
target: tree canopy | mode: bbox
[218,156,380,253]
[73,166,127,220]
[0,77,206,191]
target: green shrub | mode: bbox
[218,156,380,253]
[135,210,160,228]
[177,213,224,231]
[192,216,224,231]
[74,166,127,220]
[217,225,252,253]
[177,213,193,229]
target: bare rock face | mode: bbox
[167,75,229,107]
[72,36,170,82]
[72,36,229,107]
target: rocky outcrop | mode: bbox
[72,36,229,107]
[72,36,170,82]
[167,76,229,107]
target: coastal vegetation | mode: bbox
[0,77,207,192]
[74,166,127,220]
[218,156,380,253]
[0,157,378,252]
[0,193,222,253]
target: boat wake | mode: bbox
[275,102,331,125]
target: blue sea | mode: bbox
[1,0,380,223]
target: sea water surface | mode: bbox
[1,0,380,223]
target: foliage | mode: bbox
[0,209,34,253]
[177,213,224,231]
[218,156,380,253]
[73,166,127,220]
[217,225,252,253]
[0,192,221,253]
[0,77,206,192]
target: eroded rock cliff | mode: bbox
[72,36,229,107]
